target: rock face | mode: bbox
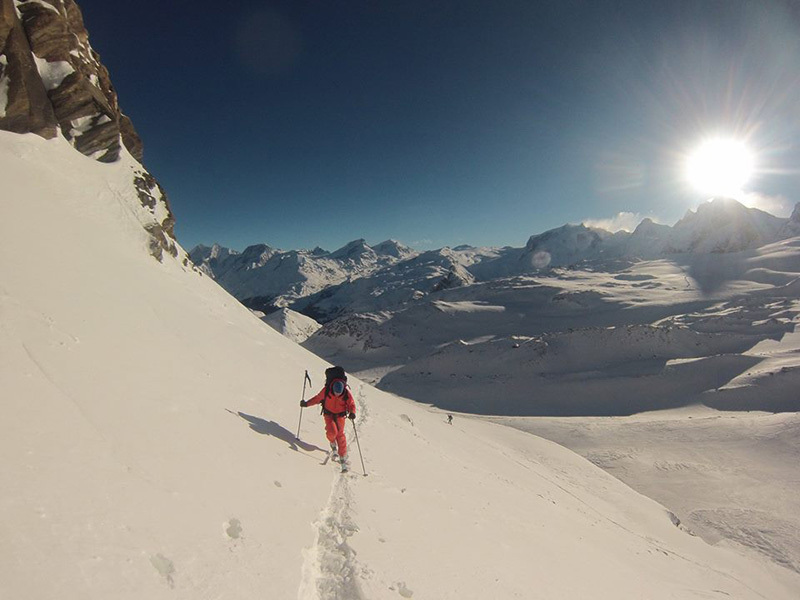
[0,0,142,162]
[0,0,176,255]
[0,0,57,137]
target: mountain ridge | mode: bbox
[192,198,800,318]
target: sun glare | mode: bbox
[686,138,755,197]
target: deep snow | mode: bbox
[2,131,799,598]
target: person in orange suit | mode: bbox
[301,373,356,464]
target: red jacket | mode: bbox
[306,384,356,417]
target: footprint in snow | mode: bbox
[150,553,175,588]
[225,518,243,540]
[392,581,413,597]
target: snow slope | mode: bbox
[492,407,800,576]
[2,131,799,598]
[262,307,322,343]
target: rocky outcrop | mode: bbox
[0,0,177,262]
[0,0,142,162]
[0,0,57,137]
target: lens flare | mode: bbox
[686,139,755,197]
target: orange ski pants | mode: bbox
[324,414,347,457]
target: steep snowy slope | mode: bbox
[2,131,798,599]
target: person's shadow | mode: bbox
[228,410,326,454]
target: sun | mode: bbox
[686,138,755,197]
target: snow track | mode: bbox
[299,385,369,599]
[298,472,363,599]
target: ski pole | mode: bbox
[350,418,367,476]
[295,370,311,440]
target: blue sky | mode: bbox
[78,0,800,252]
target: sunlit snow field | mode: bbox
[304,229,800,580]
[488,406,800,575]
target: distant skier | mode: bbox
[447,414,453,425]
[301,366,356,470]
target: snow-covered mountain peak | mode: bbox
[680,197,755,222]
[790,202,800,223]
[329,238,373,259]
[239,243,279,266]
[192,196,799,322]
[521,222,612,268]
[373,238,416,259]
[190,237,420,311]
[780,202,800,237]
[632,217,665,233]
[669,197,785,253]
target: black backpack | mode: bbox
[322,366,348,416]
[325,366,347,389]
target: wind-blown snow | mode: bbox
[2,131,798,598]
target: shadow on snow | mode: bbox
[228,410,327,454]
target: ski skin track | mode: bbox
[298,387,367,599]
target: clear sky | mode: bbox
[77,0,800,252]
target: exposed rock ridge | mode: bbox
[1,0,140,161]
[0,0,177,259]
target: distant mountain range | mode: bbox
[191,197,800,321]
[189,238,416,312]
